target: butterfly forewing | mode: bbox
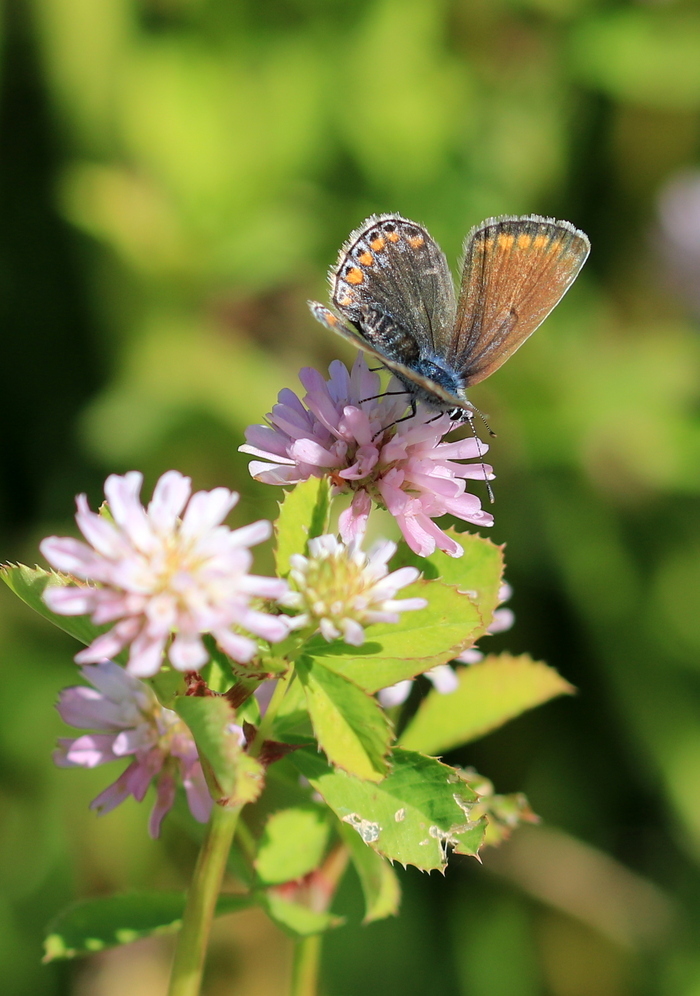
[452,216,590,387]
[329,214,456,360]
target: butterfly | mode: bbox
[309,213,590,426]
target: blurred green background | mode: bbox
[2,0,700,993]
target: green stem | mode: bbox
[167,801,242,996]
[290,934,322,996]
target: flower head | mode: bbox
[55,660,212,837]
[40,471,288,677]
[282,534,427,646]
[241,354,493,558]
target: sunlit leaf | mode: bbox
[296,658,391,781]
[293,748,485,872]
[400,654,575,755]
[306,580,482,693]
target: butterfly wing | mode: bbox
[327,213,456,360]
[452,215,590,387]
[309,303,474,413]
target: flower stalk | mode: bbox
[167,801,242,996]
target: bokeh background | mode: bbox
[2,0,700,993]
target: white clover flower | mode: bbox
[41,470,289,677]
[282,534,427,646]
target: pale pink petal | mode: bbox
[127,631,168,677]
[90,767,135,815]
[149,774,177,838]
[228,519,272,549]
[104,473,156,553]
[113,726,155,755]
[74,500,131,561]
[169,634,208,671]
[40,537,104,578]
[236,608,289,642]
[75,627,133,664]
[377,680,413,708]
[148,470,191,532]
[55,733,120,767]
[214,628,257,663]
[290,438,341,468]
[248,461,310,485]
[425,664,460,695]
[489,607,515,634]
[181,488,238,538]
[56,686,128,730]
[43,584,97,616]
[182,763,213,824]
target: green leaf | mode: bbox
[400,654,575,755]
[260,891,343,937]
[338,820,401,922]
[393,529,504,641]
[292,748,485,872]
[255,806,331,885]
[174,696,264,805]
[306,579,482,693]
[43,891,254,961]
[296,658,391,782]
[0,563,106,647]
[275,477,332,576]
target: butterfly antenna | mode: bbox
[469,403,497,438]
[466,412,495,505]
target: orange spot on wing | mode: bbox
[533,234,549,249]
[497,233,515,250]
[358,251,374,266]
[345,267,364,285]
[386,231,400,243]
[517,233,532,249]
[370,235,386,251]
[407,235,425,249]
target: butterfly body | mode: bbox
[310,212,590,423]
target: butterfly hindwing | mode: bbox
[328,214,456,361]
[452,216,589,386]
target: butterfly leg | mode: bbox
[371,398,418,440]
